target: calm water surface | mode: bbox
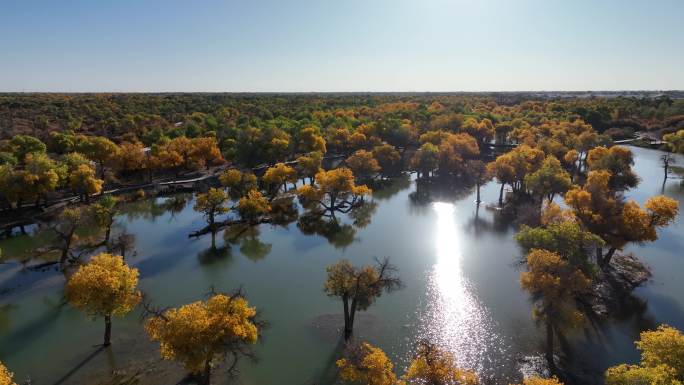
[0,146,682,384]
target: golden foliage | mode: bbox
[0,361,15,385]
[402,341,479,385]
[69,164,104,197]
[605,364,680,385]
[145,294,259,374]
[606,324,684,384]
[237,189,271,222]
[347,150,380,178]
[263,163,298,187]
[511,376,564,385]
[65,253,141,318]
[520,249,590,326]
[337,342,398,385]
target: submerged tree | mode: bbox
[410,142,439,179]
[219,169,257,200]
[296,151,323,184]
[605,325,684,385]
[347,150,381,180]
[194,188,230,230]
[465,160,492,205]
[524,156,572,204]
[145,292,262,385]
[565,171,679,269]
[586,145,639,191]
[263,163,298,196]
[51,206,90,267]
[65,253,141,346]
[324,258,401,341]
[90,195,118,244]
[237,189,271,224]
[297,168,371,215]
[336,342,398,385]
[520,249,591,372]
[402,341,480,385]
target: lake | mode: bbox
[1,146,683,385]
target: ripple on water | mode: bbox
[412,202,512,382]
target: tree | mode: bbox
[9,134,46,162]
[524,156,572,203]
[90,195,119,244]
[660,154,676,183]
[219,169,257,199]
[436,133,480,176]
[69,164,103,202]
[65,253,141,346]
[605,325,684,385]
[520,249,590,372]
[402,341,479,385]
[52,207,89,266]
[76,136,120,179]
[664,130,684,154]
[516,219,604,273]
[194,188,230,229]
[324,258,401,340]
[347,150,381,180]
[337,342,398,385]
[237,189,271,224]
[191,137,224,170]
[410,143,439,179]
[0,361,15,385]
[372,143,402,176]
[565,171,679,268]
[117,141,146,174]
[586,146,639,191]
[22,153,63,204]
[263,163,298,195]
[298,126,327,154]
[297,168,371,214]
[465,160,492,205]
[296,151,323,184]
[145,292,261,385]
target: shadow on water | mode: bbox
[0,298,67,357]
[52,346,106,385]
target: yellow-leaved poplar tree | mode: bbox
[336,342,398,385]
[145,293,260,385]
[605,324,684,384]
[402,341,479,385]
[65,253,141,346]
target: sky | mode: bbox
[1,0,683,92]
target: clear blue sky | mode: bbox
[1,0,682,92]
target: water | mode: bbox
[0,146,682,385]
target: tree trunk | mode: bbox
[104,315,112,346]
[342,296,351,341]
[498,183,505,206]
[198,359,211,385]
[600,247,617,269]
[348,298,357,341]
[546,320,556,373]
[476,182,481,204]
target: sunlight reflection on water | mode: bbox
[415,202,510,380]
